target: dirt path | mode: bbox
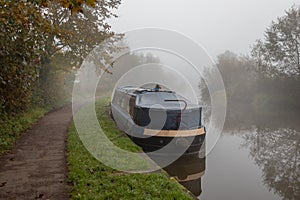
[0,105,73,200]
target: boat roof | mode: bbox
[117,86,156,95]
[116,86,201,110]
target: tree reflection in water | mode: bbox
[242,128,300,199]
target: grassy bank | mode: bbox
[0,107,48,154]
[0,98,71,155]
[67,98,193,199]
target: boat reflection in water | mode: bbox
[164,153,205,197]
[147,145,206,198]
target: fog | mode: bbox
[74,1,300,198]
[109,0,298,59]
[72,2,300,199]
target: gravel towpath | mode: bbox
[0,105,73,200]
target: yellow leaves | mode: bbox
[59,0,96,13]
[24,0,97,13]
[86,0,96,7]
[1,0,120,114]
[60,0,71,9]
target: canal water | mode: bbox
[163,111,300,200]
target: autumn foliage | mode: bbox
[0,0,121,115]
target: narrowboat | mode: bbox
[110,86,206,155]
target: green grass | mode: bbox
[0,98,71,155]
[67,98,193,200]
[95,98,141,153]
[0,107,48,154]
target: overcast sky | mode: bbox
[109,0,299,59]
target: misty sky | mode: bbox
[109,0,299,59]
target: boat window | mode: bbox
[112,92,117,103]
[113,91,125,109]
[113,91,122,104]
[129,96,135,117]
[118,93,130,113]
[121,96,126,110]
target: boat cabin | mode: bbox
[112,86,202,130]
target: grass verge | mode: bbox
[0,107,48,154]
[0,99,71,155]
[67,98,193,199]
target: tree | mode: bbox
[39,0,120,70]
[36,1,121,106]
[0,0,54,113]
[252,6,300,78]
[199,51,257,108]
[0,0,121,114]
[216,51,256,99]
[29,0,98,13]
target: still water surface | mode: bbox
[163,119,300,200]
[202,132,281,200]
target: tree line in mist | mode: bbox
[1,2,299,119]
[201,5,300,118]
